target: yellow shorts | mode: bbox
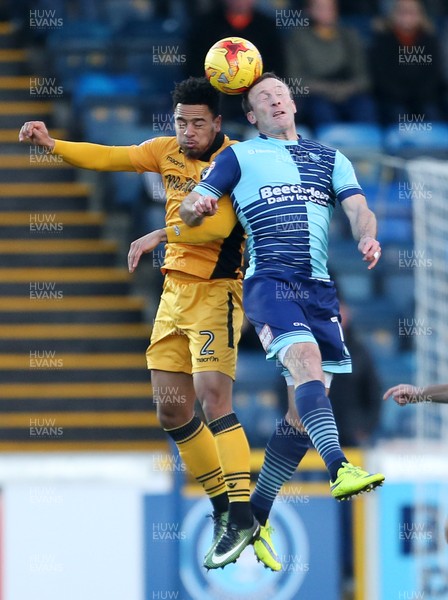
[146,271,243,379]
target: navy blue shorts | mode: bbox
[243,271,352,373]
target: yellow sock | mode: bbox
[209,413,251,503]
[164,416,226,500]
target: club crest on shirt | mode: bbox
[200,162,215,180]
[308,152,322,163]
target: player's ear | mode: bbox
[214,115,222,130]
[246,111,257,125]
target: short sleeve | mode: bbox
[193,146,241,199]
[332,150,364,202]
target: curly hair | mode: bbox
[171,77,221,117]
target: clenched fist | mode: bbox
[18,121,55,150]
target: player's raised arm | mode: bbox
[18,120,135,171]
[19,120,55,149]
[383,383,448,405]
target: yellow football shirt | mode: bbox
[53,135,244,280]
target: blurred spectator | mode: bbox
[338,0,381,14]
[287,0,377,128]
[381,0,448,18]
[330,302,382,447]
[185,0,286,124]
[370,0,446,124]
[289,0,381,14]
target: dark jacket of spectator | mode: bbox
[370,0,445,123]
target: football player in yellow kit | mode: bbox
[19,77,259,569]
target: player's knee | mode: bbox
[194,373,233,420]
[156,403,192,430]
[285,343,323,384]
[199,388,232,421]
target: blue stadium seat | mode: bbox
[48,44,114,94]
[47,21,113,44]
[100,0,154,29]
[340,15,374,46]
[116,16,185,40]
[102,123,153,146]
[380,242,415,268]
[80,100,141,144]
[377,217,413,244]
[315,123,383,153]
[352,158,383,188]
[113,18,185,96]
[363,181,413,218]
[73,72,141,110]
[361,328,398,361]
[337,272,374,302]
[382,273,415,312]
[328,239,366,273]
[349,296,400,331]
[377,351,416,438]
[109,172,144,209]
[384,123,448,157]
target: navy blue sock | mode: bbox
[295,380,346,481]
[251,418,311,525]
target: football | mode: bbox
[204,37,263,95]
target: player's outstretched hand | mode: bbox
[358,236,381,270]
[128,229,167,273]
[19,121,55,150]
[193,196,218,218]
[383,384,419,406]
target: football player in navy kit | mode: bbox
[177,73,385,568]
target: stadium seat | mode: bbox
[328,239,367,273]
[102,123,153,146]
[384,123,448,157]
[377,216,413,244]
[315,123,383,153]
[377,351,416,438]
[349,296,400,331]
[100,0,154,29]
[116,16,185,39]
[340,15,374,46]
[73,72,141,110]
[337,272,374,302]
[109,172,144,210]
[363,181,413,218]
[46,20,114,45]
[382,273,415,312]
[351,157,383,188]
[361,328,398,361]
[113,18,186,97]
[80,99,141,144]
[49,46,114,95]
